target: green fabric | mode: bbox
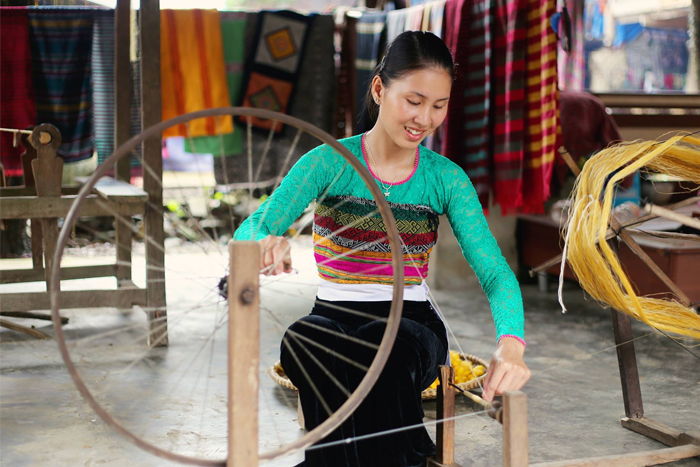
[184,14,246,156]
[235,134,525,340]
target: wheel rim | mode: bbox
[49,107,405,465]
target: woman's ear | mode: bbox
[371,76,384,103]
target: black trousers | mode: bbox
[280,299,448,467]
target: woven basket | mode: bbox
[269,352,489,401]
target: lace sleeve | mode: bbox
[444,167,525,341]
[234,145,337,241]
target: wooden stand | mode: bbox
[518,148,700,466]
[227,241,260,466]
[0,125,163,339]
[428,365,465,467]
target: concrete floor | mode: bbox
[1,241,699,467]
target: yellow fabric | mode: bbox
[160,9,233,139]
[563,134,700,340]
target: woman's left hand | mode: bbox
[481,337,530,402]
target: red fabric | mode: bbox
[559,91,621,159]
[491,0,528,214]
[0,7,36,177]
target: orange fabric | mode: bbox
[241,73,293,131]
[160,9,233,139]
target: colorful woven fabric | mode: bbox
[522,0,559,213]
[234,133,524,340]
[160,9,233,139]
[314,195,436,285]
[92,9,115,165]
[240,11,313,131]
[28,7,95,162]
[0,7,36,177]
[557,0,585,91]
[184,12,246,157]
[355,11,386,133]
[491,0,528,213]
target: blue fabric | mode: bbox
[613,22,643,48]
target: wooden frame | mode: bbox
[0,0,165,338]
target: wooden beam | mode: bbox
[0,264,116,284]
[0,311,68,324]
[0,318,50,339]
[0,185,80,197]
[435,365,456,466]
[140,0,167,348]
[529,444,700,467]
[503,391,528,467]
[228,242,260,467]
[0,288,147,312]
[620,417,697,447]
[0,196,145,219]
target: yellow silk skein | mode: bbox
[562,134,700,340]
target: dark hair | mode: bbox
[365,31,454,122]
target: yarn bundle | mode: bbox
[561,134,700,340]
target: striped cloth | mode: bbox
[28,7,95,162]
[355,11,387,134]
[557,0,585,91]
[92,9,115,165]
[491,0,528,213]
[160,9,233,139]
[522,0,559,213]
[184,11,246,156]
[460,0,492,206]
[0,7,36,177]
[442,0,474,198]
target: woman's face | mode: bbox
[373,67,452,150]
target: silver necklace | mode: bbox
[365,135,414,198]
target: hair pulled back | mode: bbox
[365,30,454,123]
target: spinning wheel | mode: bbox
[49,108,406,465]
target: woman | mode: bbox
[235,31,529,467]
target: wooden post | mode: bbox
[227,241,260,467]
[609,239,644,419]
[30,125,63,292]
[140,0,167,347]
[503,391,528,467]
[436,365,456,465]
[114,0,133,285]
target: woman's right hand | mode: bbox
[258,235,293,275]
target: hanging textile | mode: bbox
[386,9,407,44]
[522,0,559,213]
[216,13,336,185]
[428,0,446,37]
[184,11,247,156]
[405,5,425,30]
[28,7,95,163]
[421,3,432,31]
[441,0,471,184]
[0,7,36,178]
[160,9,233,139]
[557,0,585,91]
[491,0,528,213]
[239,11,314,131]
[355,11,387,134]
[93,9,115,165]
[461,0,493,206]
